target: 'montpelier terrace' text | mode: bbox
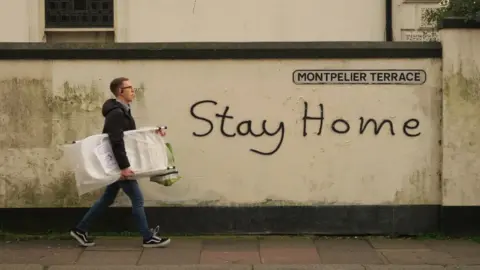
[293,69,426,85]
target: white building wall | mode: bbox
[0,1,442,43]
[392,0,441,41]
[0,0,44,42]
[114,0,387,42]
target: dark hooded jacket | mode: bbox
[101,98,136,170]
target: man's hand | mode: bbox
[155,127,167,137]
[120,168,135,180]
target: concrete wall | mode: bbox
[441,27,480,206]
[0,58,442,208]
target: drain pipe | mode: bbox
[385,0,393,41]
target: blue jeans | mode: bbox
[76,180,153,240]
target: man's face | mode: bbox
[119,80,135,103]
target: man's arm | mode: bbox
[104,109,130,170]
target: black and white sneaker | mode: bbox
[143,225,171,248]
[70,228,95,247]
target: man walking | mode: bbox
[70,77,171,248]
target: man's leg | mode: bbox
[120,180,171,248]
[70,182,121,247]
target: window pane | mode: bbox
[45,0,113,28]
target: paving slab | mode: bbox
[200,239,260,264]
[315,239,374,252]
[422,240,480,265]
[381,250,457,265]
[369,240,430,250]
[0,265,43,270]
[48,266,251,270]
[451,257,480,265]
[425,240,480,257]
[1,240,79,249]
[446,267,480,270]
[139,239,202,265]
[259,238,316,248]
[0,246,82,265]
[200,251,261,264]
[365,266,446,270]
[86,238,143,251]
[254,265,366,270]
[319,251,385,265]
[260,248,321,264]
[140,248,201,265]
[202,239,258,252]
[76,250,142,265]
[259,238,320,264]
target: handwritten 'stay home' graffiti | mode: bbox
[190,100,421,156]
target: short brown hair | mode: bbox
[109,77,129,96]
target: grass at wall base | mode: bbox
[1,230,480,243]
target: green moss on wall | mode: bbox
[4,171,103,208]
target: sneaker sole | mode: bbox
[70,231,96,247]
[143,238,171,248]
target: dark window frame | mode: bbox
[45,0,114,28]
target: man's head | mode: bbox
[109,77,135,104]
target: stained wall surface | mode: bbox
[441,28,480,206]
[0,59,442,207]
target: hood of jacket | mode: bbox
[102,98,128,117]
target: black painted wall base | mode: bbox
[441,206,480,236]
[0,205,479,236]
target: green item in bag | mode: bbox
[150,142,182,186]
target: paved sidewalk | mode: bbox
[1,237,480,269]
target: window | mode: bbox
[45,0,114,28]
